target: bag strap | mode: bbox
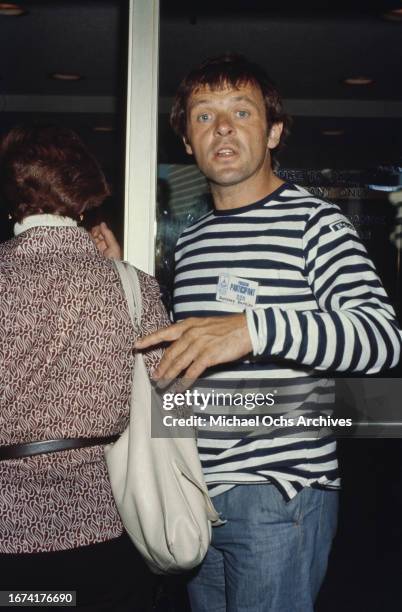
[113,261,222,528]
[113,259,142,328]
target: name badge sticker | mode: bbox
[216,273,259,308]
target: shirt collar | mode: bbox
[14,214,78,236]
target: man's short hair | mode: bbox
[170,53,291,169]
[0,126,110,222]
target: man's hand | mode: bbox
[135,314,252,384]
[91,222,122,259]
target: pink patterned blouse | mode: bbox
[0,224,170,553]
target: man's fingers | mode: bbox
[170,355,211,390]
[155,340,199,382]
[138,314,250,386]
[135,321,188,349]
[153,335,192,379]
[135,328,176,349]
[184,359,209,382]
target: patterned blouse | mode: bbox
[0,223,170,553]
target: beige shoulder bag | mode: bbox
[104,260,220,574]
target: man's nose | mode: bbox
[214,113,234,136]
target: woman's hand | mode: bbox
[90,222,122,259]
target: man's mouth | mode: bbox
[215,147,236,158]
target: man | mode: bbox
[93,55,402,611]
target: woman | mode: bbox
[0,126,169,610]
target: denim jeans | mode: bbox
[187,484,338,612]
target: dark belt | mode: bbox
[0,435,119,460]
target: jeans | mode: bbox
[187,484,338,612]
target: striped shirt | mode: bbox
[173,182,402,500]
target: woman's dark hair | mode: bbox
[0,126,110,222]
[170,54,291,169]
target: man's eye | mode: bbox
[197,113,211,122]
[236,110,250,118]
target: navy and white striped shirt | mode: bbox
[173,183,402,500]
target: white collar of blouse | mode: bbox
[14,214,78,236]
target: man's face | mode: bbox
[184,81,282,189]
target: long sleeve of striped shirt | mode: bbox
[247,203,402,373]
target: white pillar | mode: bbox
[124,0,159,273]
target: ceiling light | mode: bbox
[51,72,82,81]
[343,76,374,86]
[383,8,402,21]
[321,129,344,137]
[93,126,114,133]
[0,3,26,15]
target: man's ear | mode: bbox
[183,136,193,156]
[267,122,283,150]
